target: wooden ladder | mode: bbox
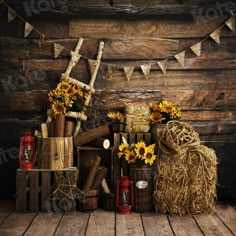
[48,38,104,136]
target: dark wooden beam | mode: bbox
[2,0,234,17]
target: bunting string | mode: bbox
[0,0,235,81]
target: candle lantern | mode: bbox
[116,176,134,214]
[19,132,35,170]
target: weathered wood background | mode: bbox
[0,0,235,201]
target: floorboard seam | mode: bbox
[22,212,38,236]
[0,208,15,226]
[215,213,236,236]
[192,215,206,236]
[166,215,176,236]
[140,213,146,236]
[84,212,91,236]
[53,212,65,236]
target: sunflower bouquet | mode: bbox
[149,100,181,124]
[107,111,126,121]
[118,140,157,165]
[48,81,88,117]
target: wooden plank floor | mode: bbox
[0,200,235,236]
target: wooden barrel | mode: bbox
[36,137,73,170]
[129,164,154,212]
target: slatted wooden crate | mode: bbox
[77,146,114,191]
[113,132,152,188]
[16,167,78,212]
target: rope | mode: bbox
[154,121,217,215]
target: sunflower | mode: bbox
[57,81,71,92]
[135,141,146,159]
[51,101,66,116]
[143,145,156,165]
[117,143,129,158]
[125,150,136,163]
[150,112,165,124]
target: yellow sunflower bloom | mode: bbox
[135,141,146,159]
[117,143,129,158]
[143,145,156,165]
[57,81,71,92]
[51,101,66,116]
[125,150,136,164]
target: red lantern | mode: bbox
[116,176,134,214]
[19,132,35,170]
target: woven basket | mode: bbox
[129,164,154,212]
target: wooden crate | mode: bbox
[113,132,152,188]
[36,137,73,170]
[16,167,78,212]
[77,146,114,191]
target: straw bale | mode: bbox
[125,102,150,132]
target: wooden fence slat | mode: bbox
[113,133,121,189]
[136,133,144,142]
[29,171,39,211]
[41,171,51,212]
[121,133,129,176]
[16,171,27,211]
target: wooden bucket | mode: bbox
[36,137,73,170]
[78,189,99,211]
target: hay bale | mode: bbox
[125,102,150,132]
[154,121,217,215]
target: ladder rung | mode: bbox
[61,74,95,93]
[65,111,87,120]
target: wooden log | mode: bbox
[41,123,48,138]
[90,138,111,149]
[47,121,55,137]
[91,167,108,190]
[73,124,111,146]
[101,178,111,193]
[83,155,101,191]
[64,118,75,137]
[55,114,65,137]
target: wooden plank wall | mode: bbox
[0,0,235,201]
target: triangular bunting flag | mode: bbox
[174,51,185,68]
[140,64,152,78]
[210,29,221,44]
[123,66,134,81]
[157,60,167,74]
[88,59,97,75]
[71,51,81,67]
[53,43,64,58]
[107,65,116,80]
[190,42,202,57]
[8,8,17,23]
[225,16,235,32]
[24,22,34,38]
